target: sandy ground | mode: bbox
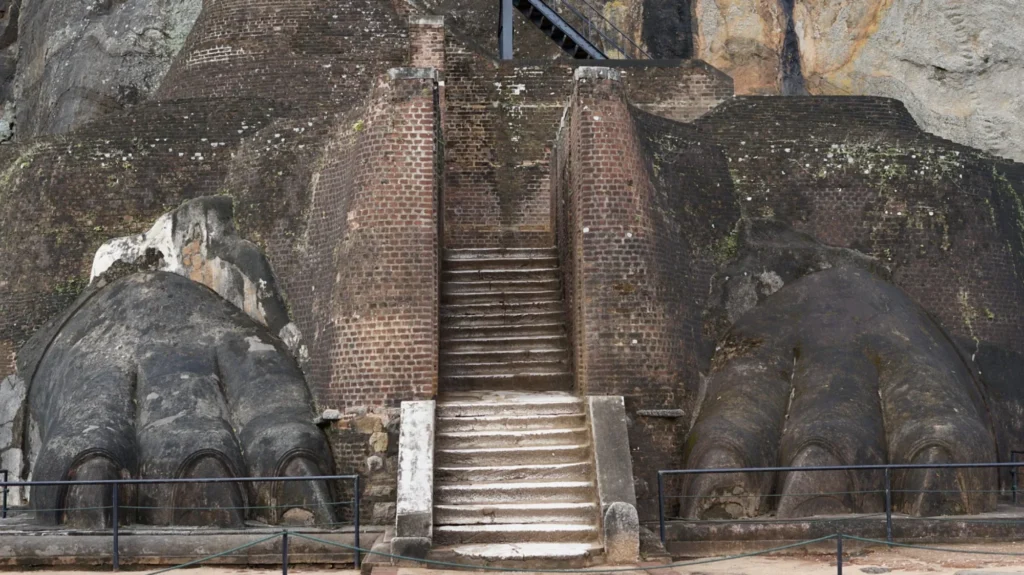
[7,545,1024,575]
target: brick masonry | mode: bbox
[442,37,733,248]
[553,72,1024,521]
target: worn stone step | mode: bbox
[436,444,590,466]
[434,481,596,505]
[436,427,589,449]
[441,310,566,328]
[440,373,573,392]
[443,334,568,352]
[442,279,561,295]
[433,523,599,545]
[435,461,592,482]
[434,502,599,526]
[445,247,558,260]
[444,256,560,271]
[441,348,569,365]
[442,290,563,305]
[438,542,602,566]
[437,413,585,432]
[441,359,569,377]
[443,267,560,282]
[442,300,565,314]
[441,322,565,339]
[436,392,582,417]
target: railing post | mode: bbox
[835,533,843,575]
[281,531,289,575]
[112,482,120,571]
[1011,462,1019,503]
[883,467,893,545]
[353,476,361,568]
[499,0,514,60]
[2,470,8,519]
[657,472,666,545]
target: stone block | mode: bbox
[394,400,434,541]
[372,502,397,524]
[390,536,431,560]
[603,501,640,565]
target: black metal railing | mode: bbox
[658,461,1024,546]
[0,473,361,571]
[543,0,651,60]
[1,469,7,519]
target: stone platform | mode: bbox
[660,503,1024,556]
[0,515,382,567]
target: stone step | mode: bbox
[434,481,596,505]
[435,461,592,483]
[441,310,566,328]
[442,279,561,295]
[442,290,562,305]
[438,542,602,566]
[442,334,568,352]
[443,267,560,282]
[434,502,599,526]
[440,373,573,392]
[441,322,565,339]
[437,413,586,432]
[436,392,582,417]
[441,348,568,366]
[444,254,559,271]
[436,444,590,466]
[445,247,558,260]
[442,300,565,314]
[436,427,589,449]
[433,523,599,545]
[441,359,569,377]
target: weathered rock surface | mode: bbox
[693,0,1024,162]
[13,0,201,138]
[693,0,786,94]
[17,271,337,528]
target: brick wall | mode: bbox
[693,97,1024,355]
[301,69,441,410]
[552,68,738,519]
[622,61,733,123]
[442,40,733,248]
[157,0,409,110]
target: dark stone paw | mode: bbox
[20,272,337,527]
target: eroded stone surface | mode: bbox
[14,0,202,137]
[686,264,1001,519]
[693,0,1024,162]
[16,271,336,527]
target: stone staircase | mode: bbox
[431,391,603,565]
[440,247,572,393]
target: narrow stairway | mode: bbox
[432,391,602,565]
[434,248,603,564]
[440,247,572,393]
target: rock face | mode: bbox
[13,0,201,138]
[692,0,1024,162]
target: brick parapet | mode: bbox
[554,67,705,519]
[302,68,441,410]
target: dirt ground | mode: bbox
[7,545,1024,575]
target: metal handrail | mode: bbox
[560,0,650,59]
[0,474,362,571]
[657,461,1024,546]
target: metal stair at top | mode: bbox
[510,0,650,60]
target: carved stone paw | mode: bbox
[684,265,998,519]
[21,272,336,528]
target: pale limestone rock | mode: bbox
[694,0,1024,162]
[369,431,389,453]
[694,0,787,94]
